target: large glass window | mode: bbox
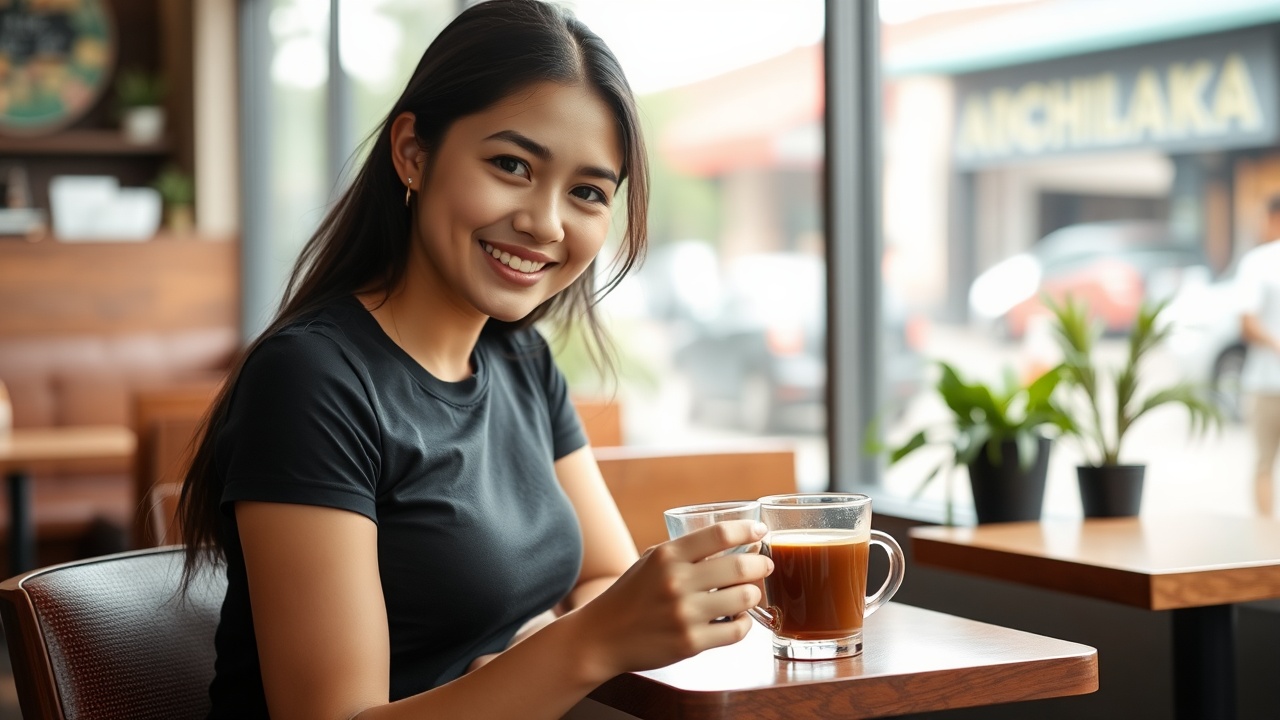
[562,0,829,490]
[876,0,1280,518]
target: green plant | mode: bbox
[115,68,164,109]
[872,361,1072,520]
[1046,295,1221,467]
[152,165,194,207]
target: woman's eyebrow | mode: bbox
[486,129,619,187]
[487,129,551,160]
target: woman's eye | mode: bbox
[571,186,607,205]
[493,156,529,177]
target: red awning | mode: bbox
[658,44,823,177]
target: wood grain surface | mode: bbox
[910,516,1280,610]
[589,602,1097,719]
[0,426,135,476]
[593,444,796,551]
[0,238,237,337]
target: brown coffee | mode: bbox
[763,530,869,640]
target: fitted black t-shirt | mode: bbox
[206,295,587,719]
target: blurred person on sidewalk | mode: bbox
[1240,195,1280,515]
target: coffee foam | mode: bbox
[767,528,868,546]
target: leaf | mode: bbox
[937,362,1004,430]
[889,430,930,465]
[1025,364,1063,412]
[910,462,946,500]
[956,424,992,466]
[1015,429,1040,471]
[1130,383,1225,437]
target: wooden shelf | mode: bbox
[0,130,171,156]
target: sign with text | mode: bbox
[953,28,1279,168]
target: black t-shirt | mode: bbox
[206,295,587,719]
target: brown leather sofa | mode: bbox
[0,328,235,570]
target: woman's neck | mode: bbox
[362,244,486,382]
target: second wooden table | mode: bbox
[911,515,1280,720]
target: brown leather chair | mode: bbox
[0,546,224,720]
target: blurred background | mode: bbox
[2,0,1279,584]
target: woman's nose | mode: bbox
[513,194,566,244]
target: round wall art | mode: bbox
[0,0,115,136]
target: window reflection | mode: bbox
[878,0,1280,517]
[561,0,829,491]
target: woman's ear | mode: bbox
[389,111,426,188]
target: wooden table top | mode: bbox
[0,426,136,475]
[910,516,1280,610]
[589,602,1097,720]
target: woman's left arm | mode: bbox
[555,445,639,610]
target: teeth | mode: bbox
[480,241,546,273]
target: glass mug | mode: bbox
[663,500,761,549]
[663,501,763,623]
[751,493,905,660]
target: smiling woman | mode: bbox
[374,81,623,344]
[171,2,776,720]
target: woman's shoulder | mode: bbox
[243,301,370,390]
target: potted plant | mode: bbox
[1046,296,1222,517]
[152,165,195,235]
[116,68,165,144]
[877,361,1072,525]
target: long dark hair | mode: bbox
[179,0,648,584]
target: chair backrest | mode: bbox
[593,444,798,550]
[131,382,221,547]
[0,547,225,720]
[147,483,184,546]
[572,397,624,448]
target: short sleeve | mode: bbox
[536,336,587,460]
[217,329,381,522]
[1237,250,1265,316]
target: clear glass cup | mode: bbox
[750,493,905,660]
[664,500,763,623]
[663,500,762,555]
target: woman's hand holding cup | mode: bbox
[572,519,774,681]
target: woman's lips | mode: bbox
[480,240,554,271]
[479,240,551,287]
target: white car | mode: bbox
[1163,266,1248,423]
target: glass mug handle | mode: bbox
[866,529,905,618]
[746,530,905,630]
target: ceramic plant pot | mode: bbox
[966,436,1051,524]
[1077,465,1145,518]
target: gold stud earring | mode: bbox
[404,178,413,208]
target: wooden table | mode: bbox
[911,516,1280,720]
[0,427,136,574]
[588,602,1097,719]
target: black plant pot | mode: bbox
[1077,465,1145,518]
[966,436,1051,524]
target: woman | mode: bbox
[178,1,773,718]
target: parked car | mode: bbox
[969,220,1211,340]
[1163,264,1248,423]
[668,252,925,434]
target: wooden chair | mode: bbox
[0,546,226,720]
[131,382,221,548]
[572,396,624,448]
[593,444,798,551]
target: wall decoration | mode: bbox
[0,0,115,136]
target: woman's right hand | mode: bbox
[568,519,773,680]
